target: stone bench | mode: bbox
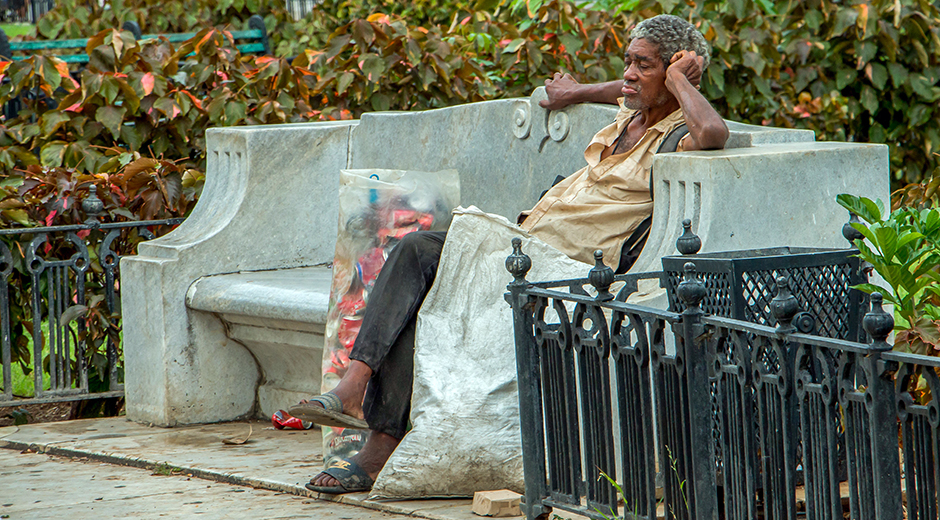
[121,88,888,426]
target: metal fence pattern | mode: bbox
[0,187,182,407]
[506,238,912,520]
[1,0,53,24]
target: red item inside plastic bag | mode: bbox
[337,316,363,350]
[356,247,387,287]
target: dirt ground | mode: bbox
[0,402,80,427]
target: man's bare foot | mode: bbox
[300,360,372,421]
[310,431,400,489]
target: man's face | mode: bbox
[621,38,673,111]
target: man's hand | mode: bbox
[540,72,581,110]
[663,49,728,151]
[665,50,704,93]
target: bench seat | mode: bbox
[187,267,331,414]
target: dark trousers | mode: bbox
[349,230,447,439]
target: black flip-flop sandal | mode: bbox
[288,392,369,430]
[305,458,375,494]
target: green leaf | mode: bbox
[804,10,823,30]
[60,305,88,324]
[100,77,119,105]
[224,100,247,125]
[39,141,67,167]
[860,85,878,114]
[852,282,895,300]
[743,52,765,75]
[868,62,887,90]
[120,125,144,152]
[358,53,386,82]
[370,92,391,111]
[1,209,31,226]
[352,19,375,50]
[836,68,857,90]
[707,64,724,93]
[833,7,859,36]
[153,97,182,119]
[502,38,525,54]
[887,62,909,88]
[337,71,355,94]
[911,75,938,101]
[836,194,882,223]
[40,111,70,137]
[874,225,899,260]
[559,33,582,55]
[96,105,126,140]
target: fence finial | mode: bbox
[82,185,104,224]
[771,275,798,334]
[589,250,614,302]
[863,292,894,349]
[677,262,705,314]
[843,211,864,247]
[676,218,702,255]
[506,237,531,286]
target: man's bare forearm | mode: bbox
[666,71,728,150]
[541,76,623,110]
[568,80,623,106]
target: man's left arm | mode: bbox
[665,51,729,151]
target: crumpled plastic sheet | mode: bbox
[369,206,589,499]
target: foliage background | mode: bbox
[4,0,940,186]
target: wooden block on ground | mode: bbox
[471,490,522,517]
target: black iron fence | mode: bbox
[284,0,319,20]
[1,0,53,24]
[505,235,918,520]
[0,187,182,407]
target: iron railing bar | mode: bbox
[525,271,662,289]
[705,316,874,353]
[0,217,185,236]
[525,287,682,321]
[881,351,940,367]
[0,390,125,407]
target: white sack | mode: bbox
[369,206,590,499]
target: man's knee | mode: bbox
[393,231,446,265]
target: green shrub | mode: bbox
[838,193,940,355]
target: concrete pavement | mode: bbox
[0,418,508,520]
[1,448,402,519]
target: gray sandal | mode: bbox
[288,392,369,430]
[305,458,375,494]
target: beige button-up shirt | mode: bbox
[520,104,686,268]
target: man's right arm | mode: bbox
[539,73,622,110]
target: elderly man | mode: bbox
[292,14,728,494]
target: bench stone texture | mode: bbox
[121,88,887,426]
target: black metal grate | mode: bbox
[663,247,865,341]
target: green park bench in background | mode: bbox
[0,14,269,64]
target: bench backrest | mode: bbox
[347,88,815,220]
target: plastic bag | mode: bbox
[369,207,589,498]
[321,169,460,468]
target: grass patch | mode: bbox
[0,23,35,38]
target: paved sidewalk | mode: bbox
[1,448,402,519]
[0,418,500,520]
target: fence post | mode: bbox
[677,262,718,520]
[505,238,550,520]
[862,293,902,517]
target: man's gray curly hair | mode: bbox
[630,15,710,70]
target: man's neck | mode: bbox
[635,99,680,129]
